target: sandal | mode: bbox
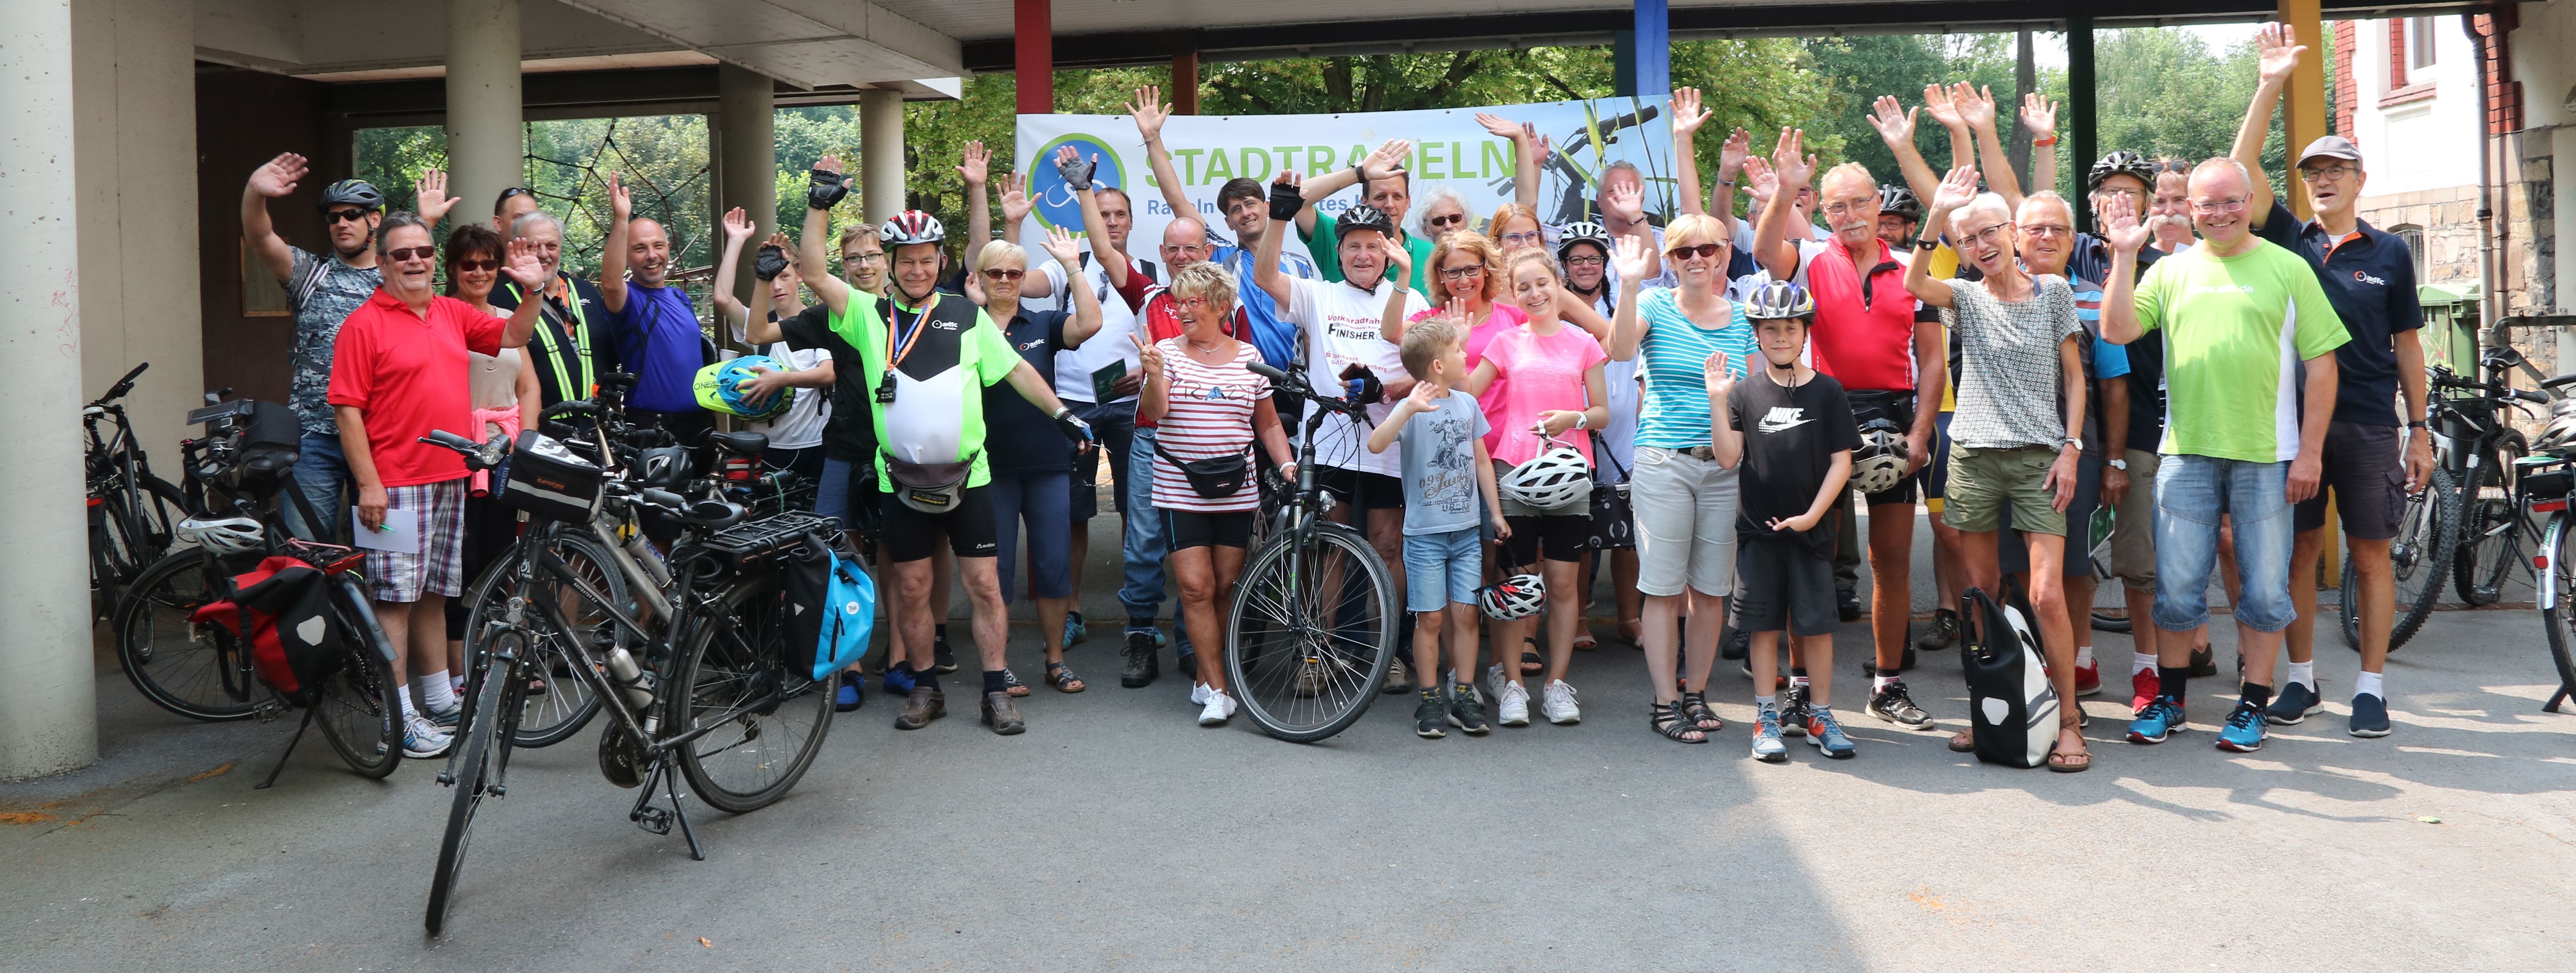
[1572,627,1597,652]
[1618,617,1644,648]
[1649,700,1708,743]
[1680,691,1724,732]
[2048,727,2092,773]
[1002,668,1032,698]
[1519,638,1544,676]
[1948,729,1976,753]
[1045,661,1086,694]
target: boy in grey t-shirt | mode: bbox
[1368,316,1506,738]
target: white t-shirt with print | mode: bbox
[1283,276,1426,477]
[1033,251,1159,404]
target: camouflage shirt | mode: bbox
[285,247,383,437]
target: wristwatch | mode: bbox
[1914,238,1941,251]
[2406,420,2428,430]
[2061,436,2083,452]
[2108,457,2129,471]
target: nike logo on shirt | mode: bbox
[1757,406,1814,434]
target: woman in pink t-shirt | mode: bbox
[1462,249,1609,726]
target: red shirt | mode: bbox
[1800,237,1921,394]
[1115,262,1243,431]
[327,289,504,487]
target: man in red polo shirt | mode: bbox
[1751,130,1946,733]
[329,211,544,758]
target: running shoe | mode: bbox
[2128,696,2186,744]
[1121,629,1159,688]
[835,680,865,712]
[933,633,958,673]
[2216,699,2268,752]
[1495,680,1531,727]
[2349,693,2392,737]
[1485,664,1508,711]
[2074,660,2102,697]
[1446,682,1491,735]
[1190,682,1211,706]
[1837,586,1863,622]
[1866,679,1934,729]
[882,665,917,697]
[2266,681,2322,725]
[1197,689,1235,727]
[2131,668,2161,713]
[1383,655,1414,694]
[1541,680,1581,725]
[1806,708,1857,759]
[1916,609,1960,651]
[403,714,453,759]
[1779,683,1811,737]
[426,702,464,729]
[1751,707,1787,762]
[1063,610,1087,648]
[1722,626,1750,661]
[1414,690,1446,739]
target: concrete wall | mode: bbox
[71,0,203,455]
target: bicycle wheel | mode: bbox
[2342,467,2458,652]
[2456,433,2526,606]
[2541,514,2576,708]
[313,575,402,778]
[670,573,837,814]
[1226,522,1397,742]
[114,548,257,721]
[425,652,509,936]
[465,533,621,748]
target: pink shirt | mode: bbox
[1479,323,1609,467]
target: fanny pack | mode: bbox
[883,451,978,514]
[1845,389,1914,430]
[1153,440,1253,499]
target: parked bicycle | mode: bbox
[2523,372,2576,713]
[85,362,191,620]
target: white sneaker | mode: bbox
[1496,680,1531,727]
[1190,682,1211,706]
[403,713,453,759]
[1485,664,1507,709]
[1198,690,1235,726]
[1541,680,1581,725]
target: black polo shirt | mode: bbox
[2257,201,2423,426]
[775,303,877,462]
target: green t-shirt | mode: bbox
[1307,209,1435,301]
[831,291,1021,488]
[2131,240,2350,463]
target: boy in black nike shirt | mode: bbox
[1708,282,1860,762]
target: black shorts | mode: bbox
[880,483,1000,563]
[1168,509,1253,551]
[2293,420,2406,539]
[1927,411,1953,502]
[1503,513,1590,567]
[1315,467,1407,511]
[1731,535,1838,637]
[1850,390,1922,507]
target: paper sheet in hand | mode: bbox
[351,507,421,554]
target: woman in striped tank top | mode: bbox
[1138,263,1299,726]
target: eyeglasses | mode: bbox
[1426,213,1467,228]
[1563,254,1606,267]
[1438,265,1485,281]
[1820,201,1875,217]
[1175,296,1214,311]
[326,209,371,223]
[843,251,887,265]
[2191,197,2249,215]
[451,258,499,272]
[1667,243,1723,260]
[1501,231,1543,248]
[2299,165,2359,183]
[981,268,1025,281]
[384,245,436,262]
[1960,223,2013,248]
[2094,186,2144,202]
[2021,224,2073,239]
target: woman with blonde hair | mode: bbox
[1487,202,1547,253]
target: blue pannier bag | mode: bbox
[784,534,874,682]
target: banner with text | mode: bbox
[1013,96,1674,250]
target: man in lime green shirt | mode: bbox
[2102,157,2347,756]
[1294,139,1435,300]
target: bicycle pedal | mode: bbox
[252,700,288,722]
[633,805,673,836]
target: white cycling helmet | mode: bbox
[1849,426,1910,495]
[177,514,264,555]
[1477,574,1547,620]
[1501,437,1593,510]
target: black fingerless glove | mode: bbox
[1055,152,1095,191]
[1338,364,1383,407]
[1269,180,1305,221]
[1052,407,1095,443]
[807,168,849,209]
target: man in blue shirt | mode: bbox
[2237,28,2429,738]
[598,171,713,447]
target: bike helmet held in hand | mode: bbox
[1850,425,1911,495]
[694,356,795,422]
[879,210,946,248]
[1555,221,1611,263]
[1478,574,1547,620]
[1335,203,1398,242]
[317,180,384,212]
[1502,437,1594,511]
[1742,280,1816,321]
[1877,185,1923,224]
[2088,151,2158,192]
[178,514,265,555]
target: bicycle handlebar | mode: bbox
[416,430,511,471]
[90,361,149,408]
[1248,360,1370,419]
[542,400,601,420]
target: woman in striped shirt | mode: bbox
[1137,262,1299,726]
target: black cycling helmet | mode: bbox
[1556,220,1611,263]
[2087,151,2158,193]
[1742,280,1817,321]
[318,179,385,213]
[1877,184,1923,223]
[1335,203,1398,242]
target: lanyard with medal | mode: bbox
[878,293,937,404]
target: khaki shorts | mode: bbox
[1942,444,2065,536]
[2110,448,2160,587]
[1631,446,1739,598]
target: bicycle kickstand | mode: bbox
[254,707,318,790]
[2548,684,2571,714]
[628,757,706,861]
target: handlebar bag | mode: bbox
[189,555,342,702]
[499,430,603,524]
[782,536,876,682]
[1959,586,2058,768]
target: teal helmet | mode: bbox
[694,356,794,421]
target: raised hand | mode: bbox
[1868,96,1918,147]
[502,237,547,289]
[1769,128,1814,191]
[1717,127,1752,183]
[2019,93,2058,142]
[1742,155,1777,207]
[1952,82,1997,131]
[1039,225,1082,265]
[249,152,307,198]
[720,206,754,243]
[1402,378,1442,413]
[1474,112,1524,140]
[2257,21,2307,87]
[1444,295,1471,327]
[1604,180,1646,223]
[1671,87,1711,138]
[1921,84,1964,129]
[815,153,846,176]
[1129,85,1170,143]
[414,168,457,223]
[999,170,1033,224]
[958,141,990,187]
[607,170,632,221]
[1610,233,1653,283]
[1053,145,1096,190]
[1929,164,1981,216]
[1362,139,1414,182]
[1132,333,1166,378]
[1383,236,1413,275]
[1702,349,1736,400]
[2100,193,2151,253]
[1524,124,1553,170]
[765,231,793,252]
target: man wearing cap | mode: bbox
[2235,24,2428,739]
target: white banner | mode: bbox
[1013,96,1676,248]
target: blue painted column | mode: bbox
[1614,0,1670,98]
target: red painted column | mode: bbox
[1015,0,1052,115]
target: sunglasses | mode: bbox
[326,209,372,223]
[1427,214,1468,228]
[496,186,533,201]
[981,268,1025,281]
[1667,243,1723,260]
[451,258,499,272]
[385,245,436,262]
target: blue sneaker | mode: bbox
[2127,696,2186,744]
[881,665,916,697]
[1805,707,1856,759]
[2216,700,2269,752]
[2266,681,2322,725]
[1063,610,1088,648]
[1751,708,1787,762]
[2349,693,2392,737]
[835,679,865,712]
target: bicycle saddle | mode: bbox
[707,431,769,456]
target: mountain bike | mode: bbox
[2439,349,2548,607]
[85,361,190,620]
[2336,445,2455,653]
[1222,361,1398,743]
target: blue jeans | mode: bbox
[1118,426,1190,654]
[817,456,860,529]
[2152,454,2296,633]
[1402,527,1483,612]
[991,470,1073,601]
[287,433,349,542]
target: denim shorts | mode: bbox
[1403,527,1484,612]
[2152,454,2295,633]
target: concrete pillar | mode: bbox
[716,64,776,309]
[860,89,905,224]
[71,0,204,454]
[444,0,523,226]
[1,0,100,779]
[1014,0,1051,115]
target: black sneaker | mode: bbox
[1916,609,1959,651]
[1867,677,1934,729]
[1721,626,1749,661]
[933,633,958,674]
[1414,690,1447,738]
[1120,629,1159,688]
[1447,682,1491,735]
[1837,586,1863,622]
[1779,683,1811,737]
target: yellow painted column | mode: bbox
[2280,0,2339,583]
